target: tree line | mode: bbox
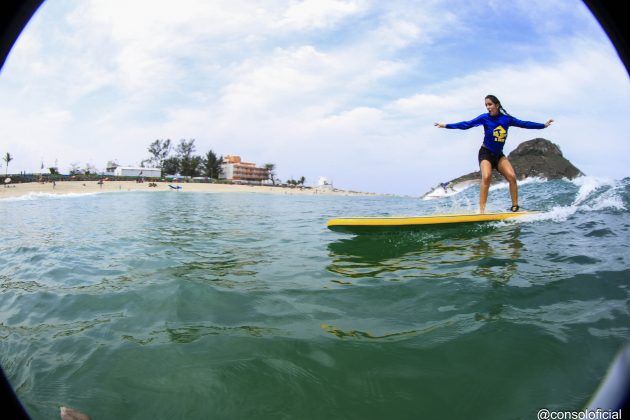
[143,139,291,185]
[1,144,307,187]
[143,139,223,179]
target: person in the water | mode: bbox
[434,95,554,214]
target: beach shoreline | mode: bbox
[0,180,379,199]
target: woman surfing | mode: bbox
[435,95,554,213]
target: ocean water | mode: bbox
[1,177,629,419]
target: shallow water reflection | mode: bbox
[326,224,524,285]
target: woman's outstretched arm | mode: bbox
[435,115,484,130]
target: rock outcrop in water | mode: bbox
[445,138,583,187]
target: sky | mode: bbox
[0,0,629,196]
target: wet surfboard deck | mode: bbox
[326,211,538,234]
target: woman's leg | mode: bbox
[497,157,518,209]
[479,159,493,214]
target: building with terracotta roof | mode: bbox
[220,156,270,184]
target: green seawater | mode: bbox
[1,177,629,419]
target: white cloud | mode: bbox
[277,0,365,30]
[219,46,334,112]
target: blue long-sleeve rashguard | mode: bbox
[446,113,545,156]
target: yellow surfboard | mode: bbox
[327,211,538,233]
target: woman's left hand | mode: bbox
[544,119,554,127]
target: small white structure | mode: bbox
[104,161,120,176]
[114,166,161,177]
[318,176,333,190]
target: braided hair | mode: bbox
[485,94,511,116]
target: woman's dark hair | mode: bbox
[485,94,511,116]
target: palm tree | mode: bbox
[264,163,276,185]
[3,153,13,177]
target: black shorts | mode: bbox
[478,146,505,170]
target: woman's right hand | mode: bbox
[434,122,446,128]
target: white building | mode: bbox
[104,161,119,176]
[318,176,333,190]
[114,166,161,177]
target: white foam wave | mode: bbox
[489,176,548,192]
[423,176,549,200]
[0,191,103,202]
[493,206,577,227]
[570,176,626,212]
[584,195,625,211]
[529,206,579,223]
[507,176,626,225]
[571,176,617,206]
[422,181,476,200]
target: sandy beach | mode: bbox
[0,180,378,199]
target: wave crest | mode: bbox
[0,191,103,202]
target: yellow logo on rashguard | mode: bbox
[493,125,507,142]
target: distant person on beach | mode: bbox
[434,94,553,213]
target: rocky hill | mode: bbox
[446,138,583,186]
[422,138,583,198]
